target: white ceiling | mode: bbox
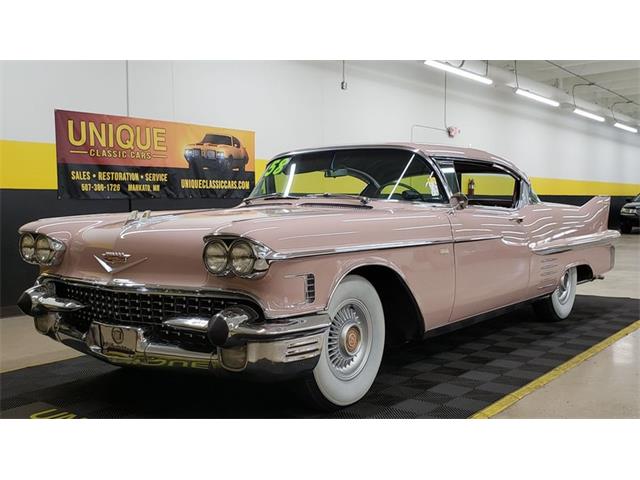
[492,60,640,122]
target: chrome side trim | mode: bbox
[265,237,454,260]
[265,235,503,260]
[530,230,620,255]
[453,235,503,244]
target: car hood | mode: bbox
[20,200,452,286]
[623,202,640,209]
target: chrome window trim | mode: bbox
[432,156,530,210]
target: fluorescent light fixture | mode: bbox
[515,88,559,107]
[613,122,638,133]
[424,60,493,85]
[573,108,605,122]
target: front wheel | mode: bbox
[533,267,577,322]
[297,275,385,410]
[620,223,632,234]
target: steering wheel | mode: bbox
[375,181,422,199]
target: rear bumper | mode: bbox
[18,281,329,380]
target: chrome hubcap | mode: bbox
[327,300,371,380]
[556,270,572,304]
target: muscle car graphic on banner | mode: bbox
[54,109,255,200]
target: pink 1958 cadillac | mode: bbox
[17,144,619,408]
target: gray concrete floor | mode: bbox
[1,234,638,417]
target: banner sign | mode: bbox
[55,109,255,200]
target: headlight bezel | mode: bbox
[203,236,272,279]
[19,233,65,266]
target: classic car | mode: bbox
[184,133,249,171]
[17,144,619,409]
[619,193,639,233]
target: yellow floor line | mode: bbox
[470,319,640,419]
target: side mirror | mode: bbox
[626,198,632,203]
[450,192,468,210]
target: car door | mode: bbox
[448,160,531,322]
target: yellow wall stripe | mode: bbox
[0,140,58,189]
[530,177,639,196]
[471,320,640,419]
[2,139,639,196]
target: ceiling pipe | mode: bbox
[428,60,639,127]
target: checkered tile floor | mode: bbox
[1,295,638,419]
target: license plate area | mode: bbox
[97,323,140,357]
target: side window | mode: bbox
[453,160,520,208]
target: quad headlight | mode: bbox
[229,240,256,276]
[19,233,65,265]
[203,238,271,278]
[20,233,35,261]
[204,240,229,274]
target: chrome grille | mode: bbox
[52,280,253,327]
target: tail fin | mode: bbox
[580,196,611,231]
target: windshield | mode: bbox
[633,194,640,203]
[202,134,231,145]
[250,148,445,202]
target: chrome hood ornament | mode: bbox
[94,251,148,274]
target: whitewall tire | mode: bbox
[299,274,385,410]
[533,267,578,322]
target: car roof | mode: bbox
[274,142,529,182]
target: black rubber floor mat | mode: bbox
[1,295,638,419]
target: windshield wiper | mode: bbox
[304,193,370,205]
[243,193,300,204]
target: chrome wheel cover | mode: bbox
[327,299,372,380]
[556,270,573,305]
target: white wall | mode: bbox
[2,60,639,184]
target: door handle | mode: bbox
[509,216,524,223]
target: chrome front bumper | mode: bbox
[18,283,330,380]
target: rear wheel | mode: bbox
[533,267,577,322]
[296,275,385,410]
